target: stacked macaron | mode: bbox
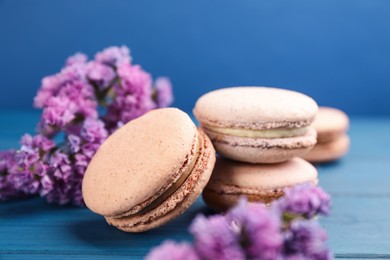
[194,87,320,212]
[302,107,350,163]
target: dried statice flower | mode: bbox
[94,45,131,67]
[69,118,108,205]
[0,150,25,200]
[283,220,332,260]
[87,61,116,91]
[9,134,54,195]
[277,183,331,219]
[146,241,199,260]
[65,53,88,66]
[104,64,156,131]
[190,214,245,260]
[40,150,73,205]
[147,185,332,260]
[227,199,283,259]
[154,77,174,108]
[1,45,173,206]
[34,62,88,108]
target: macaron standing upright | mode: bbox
[193,87,318,164]
[82,108,216,232]
[303,107,350,163]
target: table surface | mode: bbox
[0,110,389,260]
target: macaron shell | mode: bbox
[313,107,349,143]
[302,134,350,163]
[207,157,318,190]
[203,157,318,212]
[204,126,317,163]
[105,129,216,232]
[194,87,318,130]
[82,108,198,217]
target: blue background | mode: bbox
[1,0,390,115]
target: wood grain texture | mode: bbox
[1,111,390,259]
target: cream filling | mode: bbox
[203,125,309,138]
[116,134,201,219]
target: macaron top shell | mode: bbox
[207,157,318,191]
[312,107,349,137]
[193,87,318,130]
[82,108,197,217]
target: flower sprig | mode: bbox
[0,46,173,206]
[146,183,332,260]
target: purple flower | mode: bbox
[39,81,98,133]
[94,46,131,67]
[8,134,55,195]
[154,77,173,108]
[146,241,199,260]
[80,118,108,144]
[34,63,88,108]
[68,135,81,153]
[104,64,156,131]
[65,118,107,206]
[66,53,88,66]
[20,134,56,153]
[227,199,283,259]
[3,45,173,206]
[41,96,77,128]
[146,185,332,260]
[276,183,331,219]
[40,150,74,205]
[0,150,26,200]
[190,214,245,260]
[87,61,116,90]
[283,220,332,260]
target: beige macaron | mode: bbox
[203,157,318,212]
[303,107,350,163]
[193,87,318,164]
[82,108,216,232]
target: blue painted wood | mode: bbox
[1,110,390,259]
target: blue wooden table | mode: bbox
[1,110,390,259]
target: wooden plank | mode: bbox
[2,195,390,258]
[317,160,390,195]
[321,196,390,257]
[347,117,390,159]
[0,197,200,258]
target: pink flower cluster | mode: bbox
[146,184,332,260]
[0,46,173,206]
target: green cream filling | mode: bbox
[204,125,309,138]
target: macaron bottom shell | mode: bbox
[303,134,350,163]
[203,127,317,164]
[202,180,318,213]
[104,129,216,232]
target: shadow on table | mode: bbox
[68,199,214,250]
[0,196,215,254]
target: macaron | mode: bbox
[202,157,318,212]
[193,87,318,163]
[302,107,350,163]
[82,108,216,232]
